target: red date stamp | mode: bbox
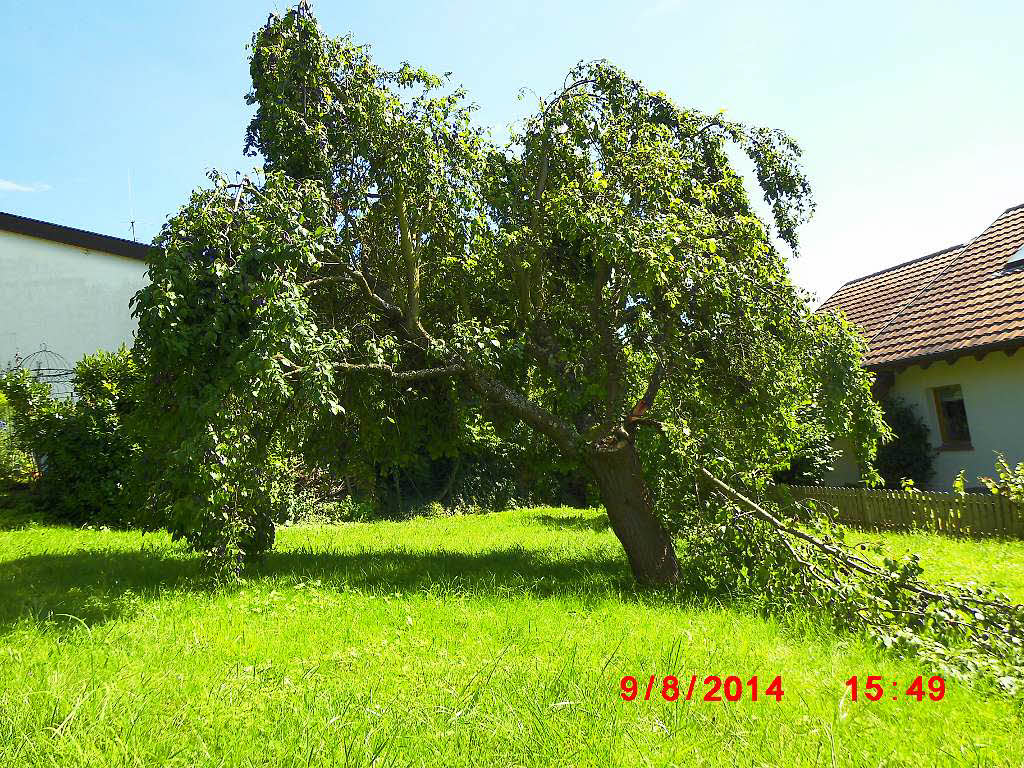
[620,675,785,702]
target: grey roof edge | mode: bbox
[0,211,152,261]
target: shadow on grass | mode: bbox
[532,511,611,533]
[0,542,640,635]
[0,546,205,633]
[258,546,633,597]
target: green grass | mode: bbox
[849,528,1024,603]
[1,507,1022,767]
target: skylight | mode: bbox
[1009,241,1024,268]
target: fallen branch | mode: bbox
[697,467,1024,690]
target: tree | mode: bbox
[133,3,883,582]
[131,5,1024,689]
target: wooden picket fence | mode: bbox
[776,485,1024,538]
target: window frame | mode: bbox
[930,384,973,451]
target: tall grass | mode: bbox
[0,507,1022,766]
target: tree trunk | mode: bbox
[586,440,680,587]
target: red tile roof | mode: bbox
[819,203,1024,369]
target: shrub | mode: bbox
[980,453,1024,503]
[876,396,936,488]
[0,392,35,484]
[0,347,140,525]
[416,500,446,518]
[284,493,377,525]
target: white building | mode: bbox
[821,203,1024,489]
[0,212,149,373]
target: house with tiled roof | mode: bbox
[819,202,1024,488]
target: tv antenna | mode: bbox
[127,167,137,241]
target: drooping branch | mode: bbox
[527,135,550,312]
[589,259,625,415]
[515,78,593,323]
[539,77,598,120]
[334,362,464,382]
[280,357,464,383]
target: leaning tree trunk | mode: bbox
[586,439,680,587]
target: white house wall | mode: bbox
[0,230,149,369]
[823,436,861,486]
[887,352,1024,489]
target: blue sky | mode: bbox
[3,0,1022,301]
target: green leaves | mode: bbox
[980,454,1024,503]
[876,396,936,488]
[136,7,889,597]
[0,348,140,525]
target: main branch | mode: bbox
[394,179,421,335]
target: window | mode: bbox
[931,385,972,449]
[1008,242,1024,269]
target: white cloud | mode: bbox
[0,179,51,193]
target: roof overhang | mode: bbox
[0,211,151,261]
[868,337,1024,373]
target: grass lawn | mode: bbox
[1,506,1023,767]
[849,528,1024,603]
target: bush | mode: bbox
[876,396,936,489]
[980,454,1024,503]
[284,493,377,525]
[0,347,140,525]
[416,500,446,518]
[0,392,35,484]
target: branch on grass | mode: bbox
[698,468,1024,649]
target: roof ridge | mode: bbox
[826,202,1024,299]
[867,205,1012,347]
[837,243,963,289]
[818,200,1024,367]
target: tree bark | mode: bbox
[586,438,680,587]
